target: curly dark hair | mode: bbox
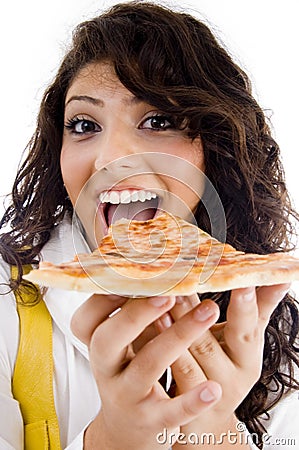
[0,2,298,446]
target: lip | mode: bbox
[97,202,109,236]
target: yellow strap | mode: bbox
[11,265,62,450]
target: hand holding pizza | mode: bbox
[71,293,222,449]
[157,283,290,448]
[30,214,298,447]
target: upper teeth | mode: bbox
[99,190,157,204]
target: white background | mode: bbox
[1,0,298,217]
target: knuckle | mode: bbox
[90,326,106,351]
[70,314,93,345]
[181,397,199,418]
[70,313,83,338]
[191,337,216,359]
[240,327,261,344]
[176,360,198,381]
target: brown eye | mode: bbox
[65,118,100,134]
[141,114,174,130]
[150,116,169,129]
[76,120,96,133]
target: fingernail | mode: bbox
[199,387,216,403]
[148,296,171,307]
[193,303,215,322]
[176,296,184,304]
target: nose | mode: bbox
[94,129,139,173]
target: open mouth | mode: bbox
[98,189,160,231]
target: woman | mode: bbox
[0,2,298,449]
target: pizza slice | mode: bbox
[24,212,299,296]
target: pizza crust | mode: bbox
[23,213,299,296]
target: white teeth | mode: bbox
[120,190,130,204]
[139,191,146,202]
[109,191,120,204]
[99,189,157,204]
[131,191,139,202]
[146,191,152,200]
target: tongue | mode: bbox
[107,199,158,226]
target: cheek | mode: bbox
[165,137,205,170]
[169,178,201,210]
[60,146,92,203]
[163,139,205,211]
[188,137,205,171]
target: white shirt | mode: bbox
[0,218,298,449]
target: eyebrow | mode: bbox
[65,95,104,107]
[65,94,144,107]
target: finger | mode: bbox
[156,311,207,392]
[171,350,207,393]
[187,329,231,384]
[71,294,128,345]
[159,380,222,429]
[224,287,262,367]
[226,287,258,333]
[165,294,206,392]
[256,283,290,327]
[170,301,233,387]
[170,294,201,321]
[122,299,219,398]
[210,322,226,343]
[90,295,176,377]
[225,284,290,367]
[153,295,196,336]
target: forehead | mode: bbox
[65,62,130,103]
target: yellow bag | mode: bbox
[11,265,62,450]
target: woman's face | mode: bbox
[61,62,205,248]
